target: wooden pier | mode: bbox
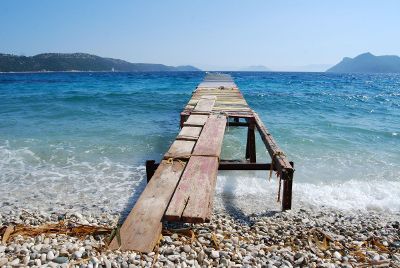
[110,73,294,252]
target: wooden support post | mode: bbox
[246,118,256,163]
[145,160,156,183]
[282,162,294,211]
[180,113,188,128]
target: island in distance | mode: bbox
[0,53,201,72]
[327,52,400,73]
[240,65,271,71]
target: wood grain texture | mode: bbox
[164,156,219,223]
[176,126,202,141]
[192,114,226,157]
[109,160,186,252]
[193,97,216,113]
[183,114,209,127]
[164,140,195,159]
[253,113,292,172]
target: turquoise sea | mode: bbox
[0,72,399,213]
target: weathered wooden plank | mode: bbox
[176,126,202,141]
[192,114,226,157]
[182,156,219,223]
[109,160,186,252]
[183,114,209,127]
[193,96,216,113]
[164,156,219,223]
[253,113,292,173]
[164,140,195,159]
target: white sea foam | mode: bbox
[0,143,146,214]
[1,143,399,215]
[216,171,400,212]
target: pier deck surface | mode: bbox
[110,73,294,252]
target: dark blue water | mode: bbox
[0,72,399,212]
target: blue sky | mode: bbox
[1,0,400,71]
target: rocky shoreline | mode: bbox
[1,207,399,267]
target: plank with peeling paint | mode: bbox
[193,96,216,113]
[164,156,219,223]
[164,140,195,159]
[164,115,226,223]
[176,126,202,141]
[192,114,226,157]
[183,114,209,127]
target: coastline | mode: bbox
[1,205,399,267]
[0,70,203,74]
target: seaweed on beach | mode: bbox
[304,227,398,267]
[0,221,112,244]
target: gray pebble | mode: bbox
[164,236,173,243]
[10,258,20,265]
[333,251,342,260]
[47,250,55,261]
[104,259,112,268]
[167,254,180,262]
[53,256,69,264]
[183,245,191,253]
[211,250,220,259]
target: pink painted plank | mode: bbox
[176,126,202,141]
[164,140,195,159]
[164,156,219,223]
[192,114,226,157]
[182,156,219,222]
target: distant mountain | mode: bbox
[240,65,270,71]
[327,52,400,73]
[0,53,201,72]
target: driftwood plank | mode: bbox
[164,156,219,223]
[192,114,226,157]
[193,96,216,112]
[109,160,186,252]
[164,140,195,159]
[177,126,202,141]
[183,115,209,127]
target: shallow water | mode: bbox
[0,72,399,214]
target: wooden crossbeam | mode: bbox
[144,160,295,179]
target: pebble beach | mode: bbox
[1,204,399,268]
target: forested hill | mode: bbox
[0,53,201,72]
